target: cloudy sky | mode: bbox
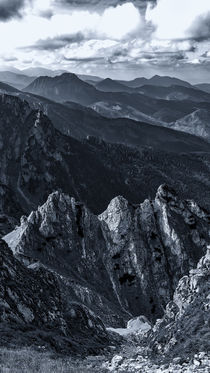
[0,0,210,82]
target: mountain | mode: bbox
[95,78,133,93]
[119,75,192,89]
[16,90,210,151]
[24,72,103,106]
[149,246,210,360]
[78,73,102,83]
[0,183,24,236]
[0,71,35,90]
[137,84,210,102]
[3,185,210,325]
[1,94,210,228]
[23,73,210,123]
[89,101,166,126]
[0,81,19,93]
[170,109,210,142]
[0,238,111,354]
[118,77,148,88]
[194,83,210,94]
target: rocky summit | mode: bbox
[1,184,209,369]
[3,185,210,327]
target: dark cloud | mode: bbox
[30,33,86,51]
[188,12,210,41]
[64,56,104,62]
[2,56,18,62]
[55,0,157,11]
[0,0,27,21]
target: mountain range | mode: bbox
[0,67,209,370]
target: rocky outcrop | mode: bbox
[148,246,210,358]
[3,185,210,324]
[99,184,209,320]
[0,239,111,354]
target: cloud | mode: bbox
[146,0,210,40]
[2,56,18,61]
[56,0,157,11]
[31,33,86,51]
[188,12,210,41]
[19,1,143,55]
[0,0,29,21]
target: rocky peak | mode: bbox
[99,195,132,238]
[155,184,178,204]
[149,246,210,358]
[3,186,210,325]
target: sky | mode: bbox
[0,0,210,82]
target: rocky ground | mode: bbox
[105,348,210,372]
[0,344,209,373]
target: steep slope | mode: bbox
[149,246,210,359]
[0,239,111,353]
[3,186,210,324]
[0,82,19,94]
[24,73,102,106]
[170,109,210,142]
[89,101,165,126]
[0,183,24,236]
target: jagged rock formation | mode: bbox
[148,246,210,359]
[0,239,111,354]
[3,185,210,325]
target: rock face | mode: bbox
[148,246,210,358]
[4,185,210,325]
[0,239,111,353]
[0,183,24,236]
[99,184,210,321]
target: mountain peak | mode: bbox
[156,184,178,203]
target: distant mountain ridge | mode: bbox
[0,71,35,90]
[23,72,210,125]
[119,75,192,88]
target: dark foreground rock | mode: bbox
[0,239,113,354]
